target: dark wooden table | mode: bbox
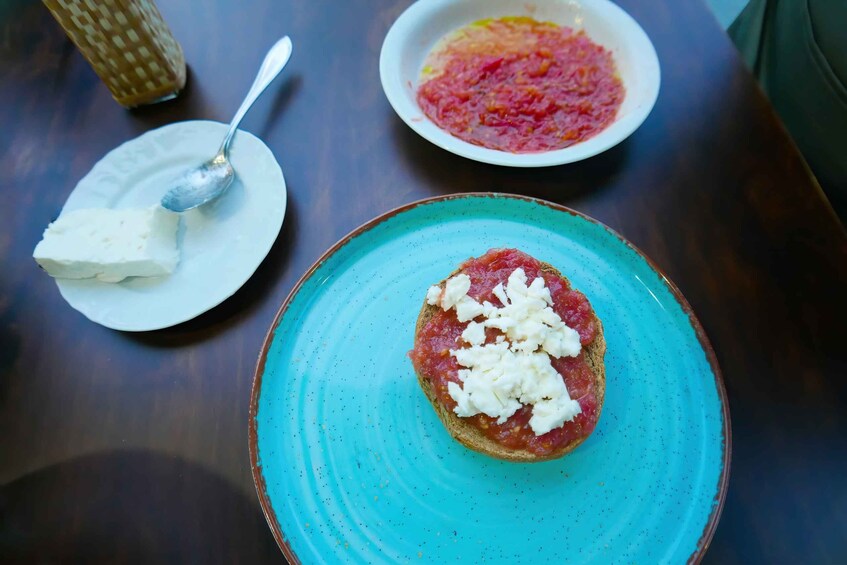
[2,0,846,562]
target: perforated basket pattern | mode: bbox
[43,0,186,107]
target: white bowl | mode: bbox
[380,0,661,167]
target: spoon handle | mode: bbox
[219,36,293,155]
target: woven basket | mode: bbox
[43,0,187,107]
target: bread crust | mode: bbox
[413,260,606,462]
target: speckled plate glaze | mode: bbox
[250,194,730,564]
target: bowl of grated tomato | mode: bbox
[380,0,660,167]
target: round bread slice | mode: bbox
[413,260,606,463]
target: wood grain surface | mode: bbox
[2,0,846,562]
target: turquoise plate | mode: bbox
[250,194,730,564]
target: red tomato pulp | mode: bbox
[417,17,625,153]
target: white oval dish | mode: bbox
[379,0,661,167]
[53,120,287,331]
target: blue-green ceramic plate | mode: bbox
[250,194,730,564]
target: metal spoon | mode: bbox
[161,36,292,212]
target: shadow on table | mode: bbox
[126,67,215,131]
[1,450,282,564]
[390,117,631,204]
[259,75,303,140]
[127,68,303,140]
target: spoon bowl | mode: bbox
[161,36,292,212]
[161,152,235,212]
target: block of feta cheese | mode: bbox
[33,206,180,283]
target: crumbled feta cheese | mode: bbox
[461,321,486,345]
[455,295,485,322]
[447,342,581,433]
[433,268,585,436]
[543,325,582,358]
[441,274,471,310]
[529,395,583,435]
[425,285,442,305]
[481,269,578,355]
[492,282,509,306]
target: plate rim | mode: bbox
[248,192,731,564]
[378,0,662,167]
